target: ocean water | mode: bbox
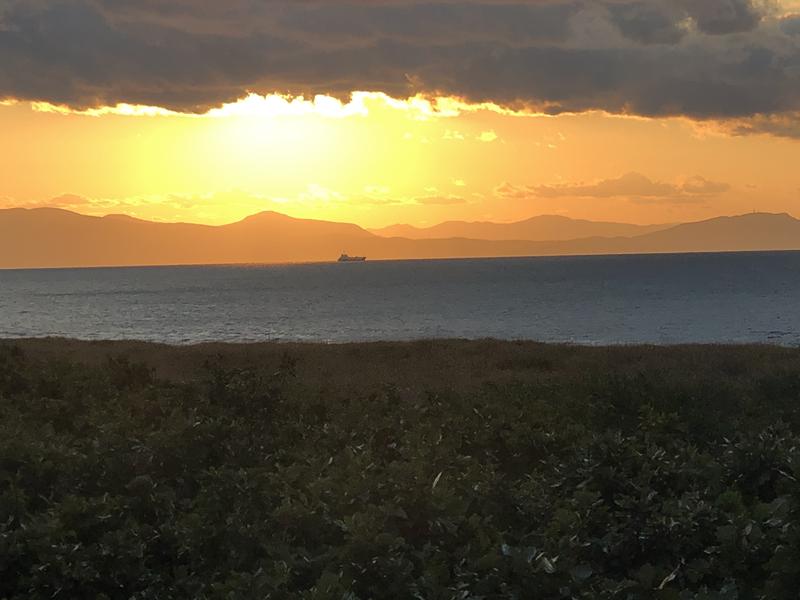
[2,252,800,345]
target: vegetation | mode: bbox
[3,339,800,598]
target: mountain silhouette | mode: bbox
[1,208,799,269]
[371,214,671,241]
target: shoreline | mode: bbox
[3,336,798,386]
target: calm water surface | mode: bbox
[2,252,800,345]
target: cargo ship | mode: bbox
[338,253,366,262]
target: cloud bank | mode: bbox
[499,172,731,203]
[1,0,800,131]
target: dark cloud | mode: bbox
[676,0,765,35]
[0,0,798,126]
[608,2,688,44]
[606,0,766,45]
[273,2,580,46]
[726,111,800,137]
[780,14,800,36]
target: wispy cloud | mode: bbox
[414,195,468,206]
[497,172,731,203]
[443,130,466,141]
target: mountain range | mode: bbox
[370,215,672,240]
[2,207,800,269]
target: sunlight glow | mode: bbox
[25,92,549,121]
[3,86,798,229]
[30,102,180,117]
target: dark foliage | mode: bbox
[2,343,800,598]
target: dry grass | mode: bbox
[6,337,800,395]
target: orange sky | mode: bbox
[2,0,800,228]
[2,94,798,228]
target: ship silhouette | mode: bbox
[338,253,366,262]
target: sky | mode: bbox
[1,0,800,228]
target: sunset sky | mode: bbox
[2,0,800,228]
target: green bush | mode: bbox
[1,343,800,598]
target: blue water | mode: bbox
[1,252,800,345]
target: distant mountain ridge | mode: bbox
[371,214,672,241]
[1,207,799,269]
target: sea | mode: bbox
[2,251,800,345]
